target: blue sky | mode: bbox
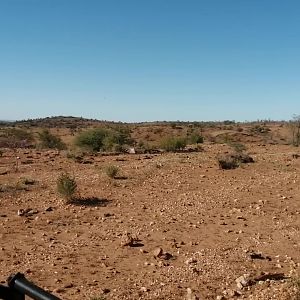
[0,0,299,122]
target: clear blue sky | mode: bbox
[0,0,299,122]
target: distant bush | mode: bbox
[0,128,34,148]
[38,129,66,150]
[160,136,187,152]
[105,165,119,179]
[223,120,235,125]
[250,124,270,134]
[188,132,204,144]
[75,128,108,152]
[75,127,133,152]
[56,172,77,202]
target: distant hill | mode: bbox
[12,116,121,128]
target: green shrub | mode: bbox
[188,132,204,144]
[38,129,66,150]
[160,136,187,152]
[105,165,119,179]
[75,128,133,152]
[56,172,77,202]
[75,128,110,152]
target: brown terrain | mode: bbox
[0,117,300,300]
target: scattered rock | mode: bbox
[186,288,199,300]
[120,232,138,247]
[63,283,74,289]
[235,274,251,289]
[247,251,271,261]
[185,258,197,265]
[17,208,39,217]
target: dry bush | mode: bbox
[218,153,254,170]
[218,155,240,170]
[56,172,77,202]
[105,165,119,179]
[38,129,66,150]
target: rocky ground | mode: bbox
[0,143,300,300]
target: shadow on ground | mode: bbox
[70,197,111,207]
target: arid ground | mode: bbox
[0,119,300,300]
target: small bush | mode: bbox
[57,172,77,202]
[218,153,254,170]
[105,165,119,179]
[38,129,66,150]
[188,132,204,144]
[218,155,240,170]
[66,150,85,163]
[160,136,187,152]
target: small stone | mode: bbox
[102,288,110,294]
[235,274,250,289]
[53,288,65,293]
[185,258,197,265]
[140,287,149,292]
[153,247,163,258]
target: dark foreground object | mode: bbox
[0,273,61,300]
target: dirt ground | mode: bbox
[0,141,300,299]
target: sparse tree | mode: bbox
[289,115,300,147]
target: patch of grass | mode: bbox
[160,136,187,152]
[66,150,85,163]
[104,165,119,179]
[188,132,204,144]
[229,142,247,153]
[0,181,29,193]
[56,172,77,202]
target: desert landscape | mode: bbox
[0,117,300,300]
